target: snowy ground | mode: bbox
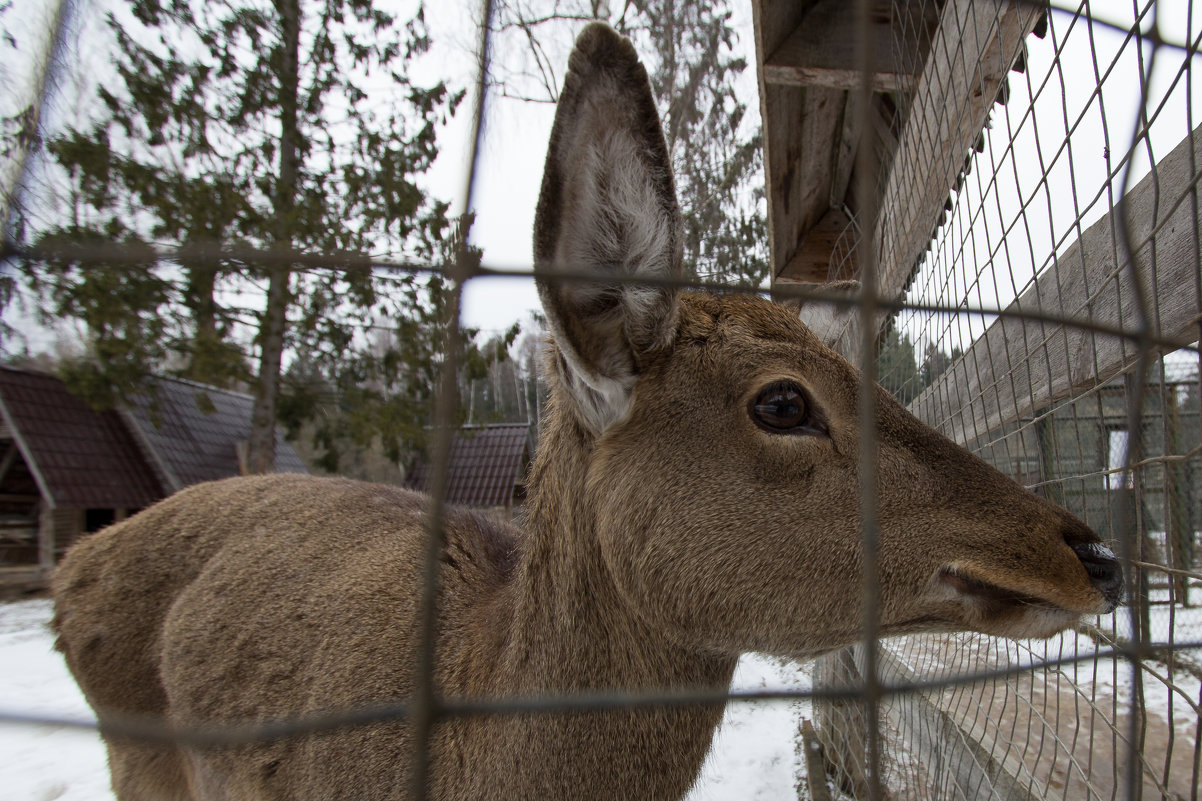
[12,594,1193,801]
[0,599,813,801]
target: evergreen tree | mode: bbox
[920,341,962,388]
[877,327,921,405]
[489,0,768,285]
[19,0,472,472]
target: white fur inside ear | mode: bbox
[557,125,680,349]
[542,88,681,436]
[557,348,635,435]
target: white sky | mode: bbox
[896,0,1202,358]
[417,2,553,336]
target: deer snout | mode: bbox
[1070,541,1124,613]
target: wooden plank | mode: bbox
[38,500,54,571]
[813,642,1038,799]
[762,84,845,280]
[753,0,844,281]
[800,719,833,801]
[811,648,874,799]
[910,123,1202,447]
[762,0,926,92]
[778,207,857,284]
[874,0,1040,313]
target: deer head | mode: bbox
[530,22,1121,660]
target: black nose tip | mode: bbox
[1071,542,1125,611]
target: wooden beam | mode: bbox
[799,719,833,801]
[777,207,858,284]
[38,500,54,571]
[763,0,936,92]
[873,647,1040,800]
[761,84,845,281]
[874,0,1041,314]
[754,1,844,282]
[911,123,1202,447]
[0,397,54,508]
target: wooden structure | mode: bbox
[754,0,1043,355]
[755,1,1202,797]
[0,366,306,593]
[404,423,532,517]
[911,124,1202,447]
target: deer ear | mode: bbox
[533,23,683,435]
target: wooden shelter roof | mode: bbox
[123,377,308,493]
[754,0,1042,320]
[0,367,307,509]
[405,423,532,508]
[0,366,162,509]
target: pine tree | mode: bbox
[877,328,921,405]
[20,0,472,472]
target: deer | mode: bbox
[53,22,1123,801]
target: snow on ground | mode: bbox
[0,599,113,801]
[7,594,1199,800]
[0,599,812,801]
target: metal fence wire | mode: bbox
[1,0,1202,799]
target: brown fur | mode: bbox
[52,23,1120,801]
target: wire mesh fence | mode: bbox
[850,0,1202,798]
[0,0,1200,800]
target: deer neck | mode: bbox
[484,397,738,798]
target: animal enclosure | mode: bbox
[797,0,1202,798]
[1,1,1201,800]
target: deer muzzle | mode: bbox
[1070,541,1124,613]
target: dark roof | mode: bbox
[0,367,308,509]
[0,367,162,509]
[405,423,531,507]
[124,377,308,491]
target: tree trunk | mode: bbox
[1,0,71,227]
[182,260,225,386]
[247,0,300,474]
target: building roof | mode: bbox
[123,377,308,492]
[404,423,531,508]
[0,367,308,509]
[0,366,163,509]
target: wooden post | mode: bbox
[1035,410,1065,508]
[37,499,54,578]
[1165,385,1192,605]
[799,718,833,801]
[811,647,874,799]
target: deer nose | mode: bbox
[1071,542,1124,612]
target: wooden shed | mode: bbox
[753,0,1041,355]
[0,366,306,592]
[404,423,533,518]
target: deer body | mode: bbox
[54,23,1122,801]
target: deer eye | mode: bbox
[751,382,818,433]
